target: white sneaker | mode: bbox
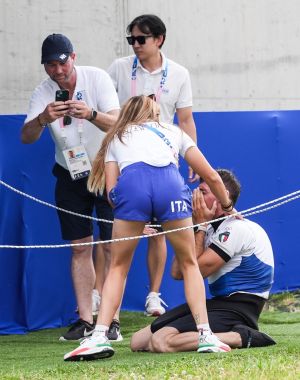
[145,292,168,316]
[64,333,114,361]
[197,333,231,353]
[92,289,101,316]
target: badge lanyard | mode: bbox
[142,122,178,165]
[59,90,92,180]
[58,91,84,149]
[131,56,168,103]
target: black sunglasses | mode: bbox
[126,35,153,45]
[63,115,72,126]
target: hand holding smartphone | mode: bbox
[55,89,71,125]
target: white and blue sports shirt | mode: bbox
[206,217,274,300]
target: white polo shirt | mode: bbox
[25,66,120,169]
[107,53,193,124]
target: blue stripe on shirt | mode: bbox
[209,254,274,297]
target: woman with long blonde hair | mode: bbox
[64,95,233,361]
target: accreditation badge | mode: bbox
[63,145,92,180]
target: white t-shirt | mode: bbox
[105,121,196,171]
[205,217,275,299]
[107,53,193,124]
[25,66,120,169]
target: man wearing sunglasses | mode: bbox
[105,14,198,334]
[21,33,120,342]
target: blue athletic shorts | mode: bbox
[109,162,192,222]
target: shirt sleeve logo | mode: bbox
[218,232,230,243]
[76,91,83,100]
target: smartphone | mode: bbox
[55,89,69,101]
[55,89,71,125]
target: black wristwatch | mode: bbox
[89,108,97,121]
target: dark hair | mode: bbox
[216,169,241,206]
[127,14,166,48]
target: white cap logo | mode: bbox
[59,53,67,60]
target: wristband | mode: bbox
[221,201,233,212]
[193,225,207,234]
[37,113,47,128]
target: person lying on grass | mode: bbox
[131,169,276,352]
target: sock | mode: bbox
[93,324,109,337]
[197,323,212,335]
[148,291,159,296]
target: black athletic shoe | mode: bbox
[107,320,123,342]
[232,324,276,348]
[59,319,94,341]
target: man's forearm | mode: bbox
[180,120,197,143]
[177,107,197,143]
[21,115,47,144]
[171,229,206,280]
[90,109,119,132]
[194,229,206,260]
[171,257,182,280]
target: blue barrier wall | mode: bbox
[1,111,300,334]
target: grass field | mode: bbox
[1,310,300,380]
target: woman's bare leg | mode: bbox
[96,220,145,327]
[162,218,208,327]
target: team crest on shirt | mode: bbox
[76,91,83,101]
[218,232,230,243]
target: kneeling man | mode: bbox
[131,169,276,352]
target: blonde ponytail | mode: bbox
[88,95,160,194]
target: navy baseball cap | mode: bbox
[41,34,73,64]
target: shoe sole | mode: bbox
[197,346,231,353]
[64,348,114,361]
[108,335,124,343]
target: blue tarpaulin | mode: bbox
[0,111,299,334]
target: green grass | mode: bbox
[1,311,300,380]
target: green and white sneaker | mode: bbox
[197,333,231,353]
[64,333,114,361]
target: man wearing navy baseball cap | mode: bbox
[41,33,73,64]
[21,33,120,344]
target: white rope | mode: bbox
[0,179,112,223]
[0,179,162,228]
[2,178,300,227]
[1,184,299,249]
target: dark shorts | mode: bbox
[151,293,265,334]
[148,218,163,233]
[52,163,113,241]
[109,162,192,222]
